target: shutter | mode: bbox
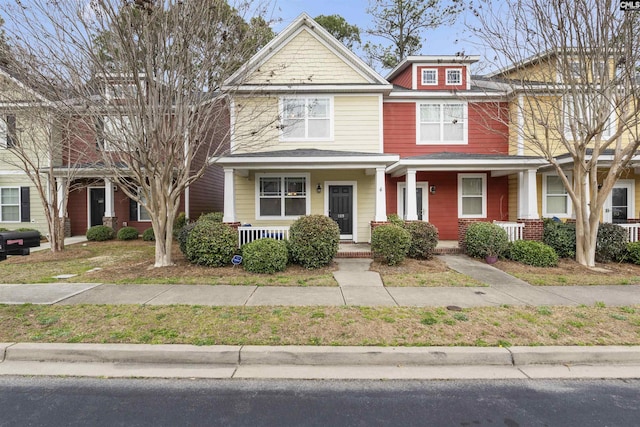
[20,186,30,222]
[95,117,104,149]
[129,197,138,221]
[6,115,16,148]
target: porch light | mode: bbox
[430,185,436,194]
[316,184,322,193]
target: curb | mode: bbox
[2,343,640,367]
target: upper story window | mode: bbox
[421,69,438,85]
[0,115,17,149]
[280,97,332,141]
[568,61,606,81]
[418,102,467,145]
[96,115,132,151]
[106,83,139,101]
[563,95,613,140]
[446,69,462,85]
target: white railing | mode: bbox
[619,223,640,243]
[493,221,525,242]
[238,226,290,247]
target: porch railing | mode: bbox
[493,221,524,242]
[619,223,640,243]
[238,226,290,247]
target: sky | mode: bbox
[268,0,493,72]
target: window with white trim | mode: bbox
[138,192,151,222]
[458,174,486,218]
[0,187,20,222]
[257,175,309,218]
[418,102,466,144]
[0,115,17,149]
[446,69,462,85]
[97,115,132,151]
[421,69,437,85]
[543,173,571,217]
[563,94,614,140]
[280,97,332,141]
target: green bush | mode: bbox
[177,223,196,256]
[387,213,404,227]
[596,223,628,263]
[173,212,188,237]
[288,215,340,269]
[117,226,139,241]
[464,222,509,259]
[186,221,237,267]
[403,221,439,260]
[142,227,155,241]
[508,240,559,267]
[241,238,288,274]
[198,212,224,223]
[543,219,576,258]
[86,225,115,241]
[371,224,412,266]
[13,227,42,239]
[626,242,640,265]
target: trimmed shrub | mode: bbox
[186,221,237,267]
[242,238,288,274]
[198,212,224,223]
[288,215,340,269]
[371,224,412,266]
[117,226,139,241]
[86,225,115,241]
[543,219,576,259]
[387,213,404,227]
[403,221,439,260]
[464,222,509,259]
[626,242,640,265]
[177,222,197,256]
[596,223,628,263]
[508,240,559,267]
[142,227,155,241]
[13,228,42,239]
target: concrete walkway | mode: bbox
[3,254,640,307]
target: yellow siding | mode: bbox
[0,112,52,170]
[0,75,40,103]
[233,170,376,242]
[246,29,369,85]
[233,95,381,154]
[500,59,557,83]
[508,174,518,221]
[0,175,48,235]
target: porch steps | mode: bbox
[336,242,463,258]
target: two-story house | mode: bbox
[216,14,399,243]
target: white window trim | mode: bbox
[136,190,151,222]
[563,94,614,141]
[278,96,334,142]
[255,173,311,220]
[458,173,487,219]
[421,68,438,86]
[416,101,468,145]
[0,186,20,223]
[445,68,462,86]
[542,172,572,218]
[397,182,429,221]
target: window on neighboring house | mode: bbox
[568,61,606,81]
[257,174,309,218]
[458,174,486,218]
[563,95,614,140]
[543,173,571,217]
[0,115,17,148]
[0,187,20,222]
[446,69,462,85]
[129,190,151,222]
[418,102,466,144]
[97,115,131,151]
[421,69,437,85]
[280,97,332,141]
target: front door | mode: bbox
[329,185,353,239]
[605,181,634,224]
[89,188,105,227]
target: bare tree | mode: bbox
[1,0,274,266]
[470,0,640,267]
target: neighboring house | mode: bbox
[0,68,51,236]
[216,14,399,243]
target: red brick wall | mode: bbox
[518,219,544,241]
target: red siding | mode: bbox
[386,172,510,240]
[391,66,413,89]
[416,66,466,91]
[383,101,509,156]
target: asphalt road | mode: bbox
[0,377,638,426]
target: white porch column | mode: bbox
[57,177,66,217]
[104,178,115,217]
[517,170,539,219]
[223,168,236,223]
[406,169,418,221]
[374,167,387,221]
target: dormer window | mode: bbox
[446,69,462,85]
[421,69,438,85]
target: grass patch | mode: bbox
[1,304,639,346]
[372,257,486,287]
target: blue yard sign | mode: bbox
[231,255,243,266]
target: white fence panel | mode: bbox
[619,223,640,243]
[238,226,290,247]
[493,221,524,242]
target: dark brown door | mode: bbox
[329,185,353,236]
